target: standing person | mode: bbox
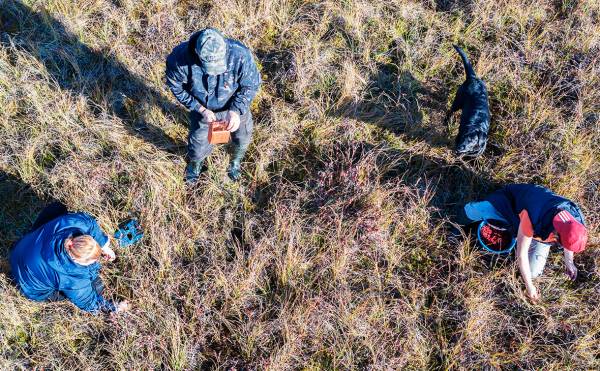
[166,28,261,183]
[461,184,588,300]
[10,202,129,314]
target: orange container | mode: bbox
[208,121,231,144]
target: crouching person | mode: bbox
[166,28,261,184]
[9,202,129,314]
[460,184,588,301]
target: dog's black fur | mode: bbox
[446,45,490,157]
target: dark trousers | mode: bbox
[188,110,253,161]
[47,276,105,302]
[32,201,68,231]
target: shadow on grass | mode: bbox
[251,136,499,224]
[334,66,452,146]
[0,1,187,154]
[0,170,57,276]
[328,43,454,149]
[255,48,297,105]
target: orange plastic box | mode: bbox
[208,121,231,144]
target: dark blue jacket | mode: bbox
[486,184,585,239]
[165,31,261,115]
[10,213,115,313]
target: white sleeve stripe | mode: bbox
[558,211,570,223]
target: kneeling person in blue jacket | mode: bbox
[166,28,261,183]
[10,203,129,314]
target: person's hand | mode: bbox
[199,107,217,123]
[565,261,578,281]
[526,284,540,302]
[225,110,241,132]
[116,300,130,313]
[101,246,116,262]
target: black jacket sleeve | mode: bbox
[165,47,201,112]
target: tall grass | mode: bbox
[0,0,599,368]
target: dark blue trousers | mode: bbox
[188,110,253,161]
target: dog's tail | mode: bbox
[453,44,476,80]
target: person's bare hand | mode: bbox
[526,284,540,302]
[200,107,217,123]
[101,247,116,262]
[565,261,578,281]
[225,110,241,132]
[116,300,130,313]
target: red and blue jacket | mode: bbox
[486,184,585,241]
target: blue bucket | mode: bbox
[477,220,516,255]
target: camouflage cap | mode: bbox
[195,28,227,75]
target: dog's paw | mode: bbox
[456,131,488,157]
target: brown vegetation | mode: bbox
[0,0,599,369]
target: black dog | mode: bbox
[446,45,490,157]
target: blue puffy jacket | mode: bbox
[165,31,261,115]
[9,213,115,313]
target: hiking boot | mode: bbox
[185,160,205,184]
[227,160,242,181]
[227,145,247,182]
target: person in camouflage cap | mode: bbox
[166,28,261,183]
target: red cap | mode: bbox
[553,210,588,253]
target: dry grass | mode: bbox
[1,0,599,369]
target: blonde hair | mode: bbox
[66,235,102,263]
